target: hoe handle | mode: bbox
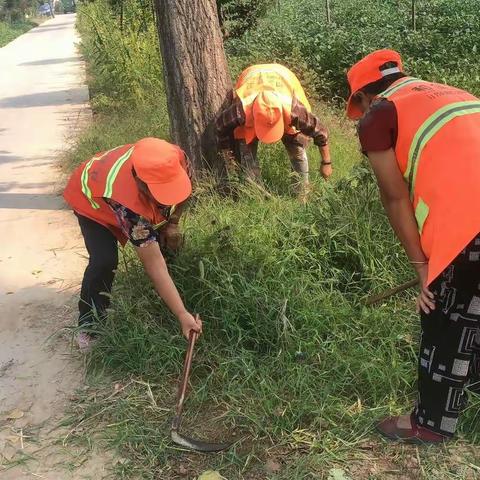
[365,278,419,306]
[172,324,198,431]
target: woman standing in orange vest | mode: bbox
[216,64,332,199]
[347,50,480,443]
[64,137,202,351]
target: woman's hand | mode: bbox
[158,223,184,253]
[415,263,435,314]
[178,311,203,339]
[320,162,333,180]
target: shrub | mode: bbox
[217,0,273,38]
[227,0,480,100]
[77,0,164,106]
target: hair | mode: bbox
[353,61,407,103]
[132,168,150,195]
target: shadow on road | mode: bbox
[18,56,80,67]
[29,26,70,33]
[0,153,23,165]
[0,181,57,192]
[0,87,88,108]
[36,21,74,28]
[0,192,65,210]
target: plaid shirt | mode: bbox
[216,95,329,149]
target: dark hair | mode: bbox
[360,61,406,96]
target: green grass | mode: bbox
[59,1,480,479]
[0,19,38,47]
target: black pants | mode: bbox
[414,233,480,436]
[76,214,118,327]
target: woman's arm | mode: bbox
[367,148,435,313]
[135,242,202,337]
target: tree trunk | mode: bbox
[325,0,331,24]
[154,0,233,176]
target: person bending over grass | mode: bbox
[347,49,480,443]
[216,63,332,200]
[64,137,202,351]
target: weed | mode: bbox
[0,19,37,47]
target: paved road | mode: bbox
[0,15,109,478]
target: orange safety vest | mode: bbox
[378,77,480,284]
[63,144,173,245]
[234,64,312,144]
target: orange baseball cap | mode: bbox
[131,137,192,206]
[252,91,285,144]
[346,49,403,120]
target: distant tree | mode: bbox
[1,0,37,22]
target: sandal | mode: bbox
[376,414,447,444]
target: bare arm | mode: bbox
[135,242,202,337]
[368,149,425,261]
[290,98,332,179]
[368,148,435,312]
[216,97,245,151]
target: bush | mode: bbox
[227,0,480,101]
[217,0,273,38]
[0,19,35,47]
[77,0,164,106]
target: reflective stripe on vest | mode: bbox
[81,157,100,209]
[80,147,118,209]
[406,101,480,197]
[103,146,135,198]
[379,77,426,98]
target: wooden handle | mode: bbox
[365,278,419,306]
[173,323,198,430]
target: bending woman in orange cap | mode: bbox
[347,49,480,443]
[216,64,332,197]
[64,137,202,351]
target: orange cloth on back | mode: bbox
[64,141,188,245]
[234,64,311,144]
[382,78,480,284]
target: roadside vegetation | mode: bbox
[65,1,480,478]
[0,19,38,46]
[0,0,46,47]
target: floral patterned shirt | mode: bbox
[104,199,158,247]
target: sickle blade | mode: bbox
[171,430,232,452]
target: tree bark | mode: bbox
[154,0,233,176]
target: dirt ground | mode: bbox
[0,14,112,479]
